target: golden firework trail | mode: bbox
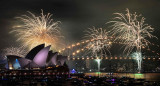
[11,10,64,50]
[83,27,112,57]
[3,46,27,57]
[108,8,157,72]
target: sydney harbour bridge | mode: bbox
[59,37,160,73]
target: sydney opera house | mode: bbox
[6,44,68,70]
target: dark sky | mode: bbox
[0,0,160,52]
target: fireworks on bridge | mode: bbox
[108,8,157,72]
[11,10,64,50]
[83,27,112,57]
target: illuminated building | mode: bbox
[6,44,67,69]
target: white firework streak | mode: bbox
[83,27,111,57]
[108,8,157,72]
[11,10,64,50]
[131,52,142,72]
[3,46,27,57]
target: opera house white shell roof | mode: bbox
[6,44,67,69]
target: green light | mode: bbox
[135,73,143,75]
[96,72,101,74]
[134,73,144,79]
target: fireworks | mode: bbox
[108,8,156,72]
[11,10,64,50]
[131,52,142,72]
[83,27,111,57]
[3,46,27,57]
[108,8,156,54]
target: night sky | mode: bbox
[0,0,160,54]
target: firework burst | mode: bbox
[11,10,64,50]
[3,46,27,57]
[108,8,156,54]
[108,8,157,72]
[131,52,142,72]
[83,27,111,57]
